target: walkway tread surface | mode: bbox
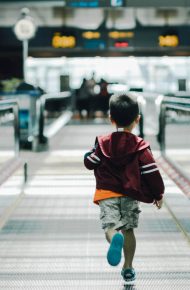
[0,123,190,289]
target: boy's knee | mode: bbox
[122,228,134,235]
[105,227,117,242]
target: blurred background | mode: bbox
[0,2,190,289]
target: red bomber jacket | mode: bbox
[84,131,165,203]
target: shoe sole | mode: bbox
[107,233,124,266]
[121,268,136,284]
[124,280,136,286]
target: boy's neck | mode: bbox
[116,127,132,133]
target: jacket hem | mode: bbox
[96,184,155,203]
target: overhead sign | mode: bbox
[109,31,134,39]
[52,33,76,48]
[65,0,125,7]
[82,31,101,39]
[84,39,106,49]
[111,0,124,7]
[114,41,129,47]
[66,0,99,7]
[159,35,179,47]
[2,24,190,56]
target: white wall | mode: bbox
[26,56,190,93]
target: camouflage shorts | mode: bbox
[99,196,141,232]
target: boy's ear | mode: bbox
[135,114,141,124]
[109,115,115,125]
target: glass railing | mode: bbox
[0,99,27,219]
[0,91,72,151]
[0,99,19,165]
[158,94,190,178]
[34,91,72,150]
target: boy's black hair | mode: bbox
[109,93,139,127]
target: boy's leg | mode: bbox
[120,197,140,269]
[105,228,117,243]
[99,198,124,266]
[106,228,124,266]
[99,198,121,244]
[121,228,136,269]
[119,197,140,282]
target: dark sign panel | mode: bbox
[1,25,190,56]
[66,0,100,7]
[66,0,125,7]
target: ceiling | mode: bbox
[0,6,190,28]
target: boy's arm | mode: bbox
[84,140,101,170]
[139,148,165,202]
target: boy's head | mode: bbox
[109,93,140,127]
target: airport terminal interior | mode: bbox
[0,0,190,289]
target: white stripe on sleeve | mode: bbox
[87,156,99,164]
[92,154,101,162]
[141,168,159,174]
[140,163,157,169]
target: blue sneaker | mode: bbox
[107,233,124,266]
[121,268,136,283]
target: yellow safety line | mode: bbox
[164,199,190,245]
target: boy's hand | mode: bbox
[153,198,163,209]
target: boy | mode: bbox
[84,93,164,283]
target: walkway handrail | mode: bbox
[163,96,190,107]
[0,99,27,186]
[0,99,20,155]
[158,95,190,152]
[36,91,72,144]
